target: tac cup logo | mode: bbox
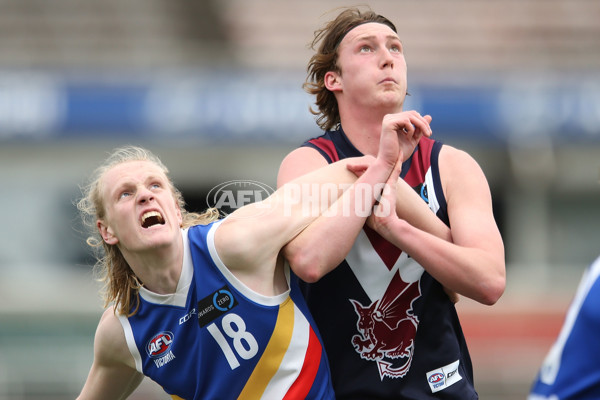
[206,180,275,217]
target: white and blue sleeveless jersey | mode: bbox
[529,255,600,400]
[118,221,335,400]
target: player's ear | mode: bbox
[97,219,118,245]
[324,71,342,92]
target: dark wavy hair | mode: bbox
[304,6,397,131]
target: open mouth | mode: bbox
[141,211,165,228]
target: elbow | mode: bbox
[479,274,506,306]
[296,268,322,284]
[285,246,325,283]
[473,253,506,306]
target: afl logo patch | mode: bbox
[146,331,174,358]
[426,359,462,393]
[428,372,444,384]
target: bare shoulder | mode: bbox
[95,306,136,369]
[97,307,125,342]
[438,145,489,190]
[77,307,143,399]
[277,146,328,187]
[439,145,481,171]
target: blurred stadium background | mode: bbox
[0,1,599,399]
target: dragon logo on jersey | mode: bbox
[350,272,421,380]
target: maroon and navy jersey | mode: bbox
[300,127,477,399]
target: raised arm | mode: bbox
[277,114,452,282]
[368,146,505,305]
[214,156,394,280]
[77,308,143,400]
[283,156,405,282]
[214,115,409,280]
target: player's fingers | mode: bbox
[345,162,369,177]
[409,113,432,137]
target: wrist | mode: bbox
[379,218,408,244]
[370,158,395,175]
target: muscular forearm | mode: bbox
[217,157,378,270]
[376,218,505,305]
[282,160,453,283]
[394,178,452,242]
[283,158,396,282]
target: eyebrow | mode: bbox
[110,180,132,199]
[356,34,401,42]
[351,35,402,49]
